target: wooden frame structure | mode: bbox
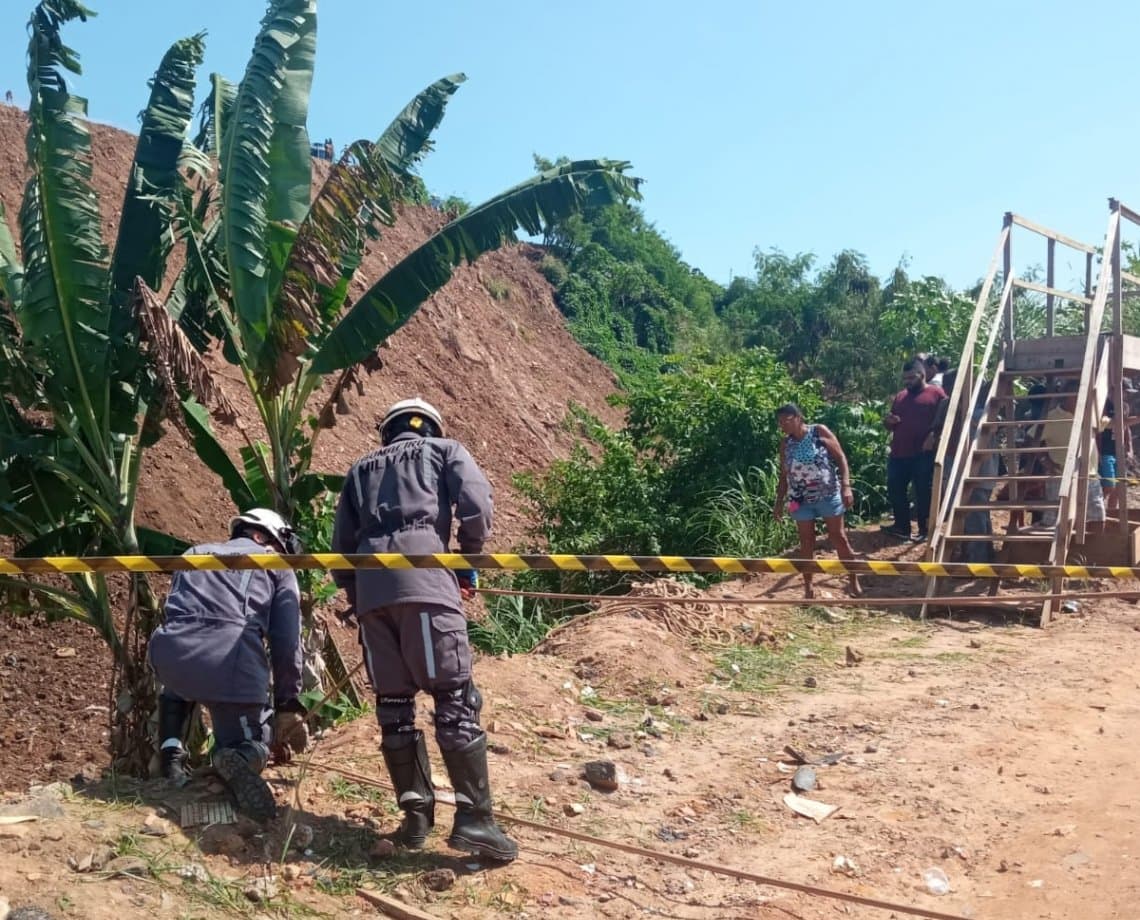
[924,199,1140,624]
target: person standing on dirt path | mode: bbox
[881,359,947,541]
[331,397,518,863]
[147,509,307,821]
[773,404,862,599]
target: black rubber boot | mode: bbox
[213,742,276,821]
[440,735,517,862]
[158,694,192,787]
[381,731,435,849]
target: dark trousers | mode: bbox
[359,602,482,751]
[887,452,935,534]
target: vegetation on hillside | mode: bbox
[464,159,981,654]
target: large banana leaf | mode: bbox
[264,6,314,230]
[0,425,91,532]
[310,159,641,373]
[18,0,112,423]
[270,141,395,384]
[110,34,205,312]
[180,398,256,510]
[193,73,237,156]
[0,199,24,309]
[266,67,469,383]
[0,201,34,401]
[376,73,466,173]
[218,0,316,365]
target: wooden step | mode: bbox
[972,446,1056,455]
[940,533,1056,542]
[986,394,1064,402]
[964,474,1061,482]
[977,419,1051,428]
[1000,366,1084,376]
[953,502,1059,511]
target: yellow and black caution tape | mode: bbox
[1,551,1139,581]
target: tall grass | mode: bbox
[468,592,562,655]
[693,464,799,558]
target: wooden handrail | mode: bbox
[927,223,1010,552]
[1011,278,1093,305]
[1008,213,1098,253]
[932,275,1013,547]
[1113,199,1140,227]
[1055,208,1120,558]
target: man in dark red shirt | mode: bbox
[882,360,947,540]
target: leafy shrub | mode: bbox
[441,194,470,215]
[482,276,512,301]
[538,254,568,288]
[515,405,671,556]
[817,400,890,521]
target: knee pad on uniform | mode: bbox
[376,694,418,742]
[431,679,483,751]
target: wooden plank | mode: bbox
[941,534,1056,543]
[1009,213,1097,253]
[1121,269,1140,288]
[1047,237,1056,336]
[1085,251,1094,331]
[357,888,440,920]
[1122,334,1140,370]
[1012,278,1092,305]
[1115,199,1140,226]
[927,226,1009,547]
[955,502,1058,511]
[974,446,1054,455]
[1006,334,1088,369]
[965,474,1061,482]
[987,394,1062,402]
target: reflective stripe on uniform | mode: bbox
[420,611,437,681]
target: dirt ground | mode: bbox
[2,529,1138,919]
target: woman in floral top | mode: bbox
[773,403,861,598]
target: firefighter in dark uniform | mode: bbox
[148,509,307,820]
[331,398,516,861]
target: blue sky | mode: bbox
[1,0,1137,291]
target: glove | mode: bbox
[272,705,309,762]
[457,568,479,599]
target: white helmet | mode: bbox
[378,397,445,444]
[229,508,299,553]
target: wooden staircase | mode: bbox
[923,201,1140,624]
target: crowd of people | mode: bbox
[773,350,1140,596]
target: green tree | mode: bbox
[875,269,974,394]
[0,2,212,772]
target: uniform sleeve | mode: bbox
[330,467,360,598]
[446,443,493,553]
[268,570,303,706]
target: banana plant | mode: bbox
[168,0,641,547]
[0,1,218,773]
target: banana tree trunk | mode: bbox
[108,572,163,776]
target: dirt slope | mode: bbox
[0,103,622,549]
